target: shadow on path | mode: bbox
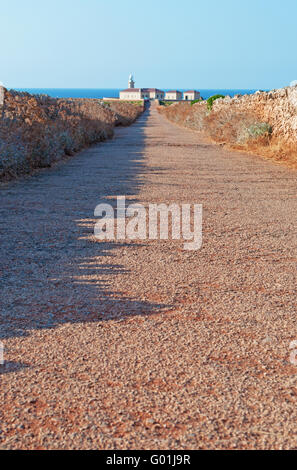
[0,105,172,341]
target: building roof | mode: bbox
[121,88,164,93]
[166,90,182,93]
[142,88,164,93]
[184,90,199,93]
[121,88,142,93]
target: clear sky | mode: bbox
[1,0,296,89]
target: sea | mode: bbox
[13,88,263,100]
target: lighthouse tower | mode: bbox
[128,73,135,89]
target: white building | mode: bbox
[165,90,182,101]
[119,74,165,100]
[120,88,143,100]
[119,75,200,102]
[141,88,165,100]
[183,90,201,101]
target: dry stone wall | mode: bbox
[212,86,297,143]
[158,86,297,167]
[0,89,144,179]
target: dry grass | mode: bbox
[0,90,144,179]
[233,138,297,169]
[158,100,297,169]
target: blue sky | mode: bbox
[1,0,296,89]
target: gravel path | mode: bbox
[1,103,297,449]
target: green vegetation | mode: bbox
[207,94,225,110]
[238,122,272,143]
[124,100,143,106]
[246,122,272,138]
[159,100,175,107]
[190,99,203,106]
[103,100,143,106]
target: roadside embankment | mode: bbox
[158,87,297,168]
[0,88,144,179]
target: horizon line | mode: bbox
[11,86,264,90]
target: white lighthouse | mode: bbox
[128,73,135,89]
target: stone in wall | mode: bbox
[211,85,297,143]
[0,86,4,107]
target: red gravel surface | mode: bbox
[0,103,297,449]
